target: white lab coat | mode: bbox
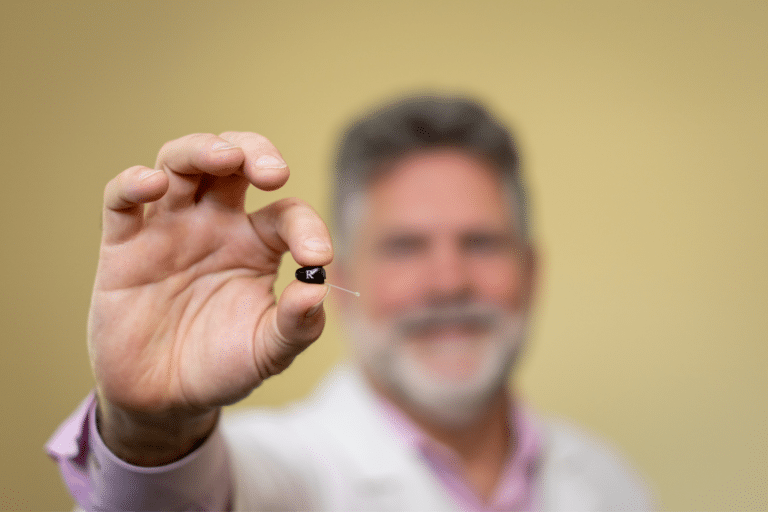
[222,367,654,511]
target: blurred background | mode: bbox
[1,1,766,510]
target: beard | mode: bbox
[347,302,528,429]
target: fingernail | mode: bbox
[212,141,239,151]
[304,238,332,252]
[139,169,164,181]
[255,155,287,169]
[306,285,330,318]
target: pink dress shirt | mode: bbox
[46,392,231,511]
[376,396,541,511]
[47,390,540,511]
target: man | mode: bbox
[47,95,653,510]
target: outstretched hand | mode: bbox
[89,132,332,434]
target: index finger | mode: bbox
[154,133,247,178]
[219,131,291,191]
[154,132,291,192]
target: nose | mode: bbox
[425,239,472,305]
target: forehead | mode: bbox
[363,147,516,231]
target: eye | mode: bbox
[377,234,427,258]
[463,233,514,254]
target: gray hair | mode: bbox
[331,94,530,257]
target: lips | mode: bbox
[396,307,499,339]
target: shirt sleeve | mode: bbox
[45,392,232,512]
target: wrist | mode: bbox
[95,395,220,467]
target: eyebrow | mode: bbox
[374,232,428,251]
[372,227,520,250]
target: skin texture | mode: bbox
[336,148,538,498]
[91,132,333,465]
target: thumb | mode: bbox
[258,281,330,377]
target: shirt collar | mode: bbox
[374,390,542,510]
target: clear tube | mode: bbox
[327,283,360,297]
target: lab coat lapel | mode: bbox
[532,416,602,512]
[306,366,459,511]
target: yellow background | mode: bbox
[1,1,766,510]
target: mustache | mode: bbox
[394,304,504,337]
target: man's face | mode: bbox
[340,147,537,426]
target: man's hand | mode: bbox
[89,132,332,465]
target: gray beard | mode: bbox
[347,303,528,428]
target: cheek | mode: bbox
[470,257,528,308]
[355,259,427,319]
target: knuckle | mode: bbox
[189,132,217,145]
[218,130,243,140]
[275,197,320,219]
[277,196,309,209]
[105,166,133,194]
[246,132,271,144]
[157,133,213,159]
[156,140,176,160]
[125,164,149,175]
[220,131,273,147]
